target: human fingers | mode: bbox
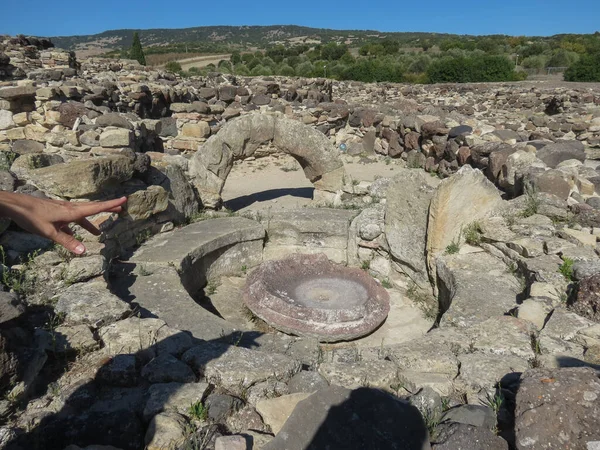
[60,225,74,236]
[54,230,86,255]
[75,218,101,236]
[72,197,127,219]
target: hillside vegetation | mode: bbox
[52,26,600,83]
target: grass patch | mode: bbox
[445,240,460,255]
[381,278,392,289]
[406,283,438,320]
[0,246,39,296]
[559,257,574,281]
[135,229,152,247]
[464,221,483,246]
[521,184,540,218]
[188,400,209,421]
[205,281,219,296]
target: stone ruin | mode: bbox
[189,114,348,208]
[0,34,599,449]
[243,253,390,342]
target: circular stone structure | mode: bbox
[243,253,390,342]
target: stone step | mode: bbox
[130,216,265,293]
[437,251,522,328]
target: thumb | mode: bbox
[54,231,86,255]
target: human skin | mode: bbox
[0,191,127,255]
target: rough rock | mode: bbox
[433,423,508,450]
[256,392,313,434]
[123,185,169,220]
[99,128,134,148]
[426,166,503,288]
[288,370,329,393]
[385,169,438,282]
[263,385,431,450]
[515,367,600,449]
[99,317,193,359]
[141,354,196,383]
[442,405,497,429]
[55,281,131,327]
[144,412,187,450]
[437,252,521,328]
[572,274,600,322]
[143,382,209,421]
[29,155,133,198]
[182,342,301,394]
[536,140,585,168]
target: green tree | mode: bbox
[230,51,242,65]
[130,32,146,66]
[564,52,600,81]
[426,55,519,83]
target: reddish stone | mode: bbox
[243,254,389,342]
[457,146,472,166]
[404,131,420,151]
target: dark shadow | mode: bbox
[270,386,430,450]
[3,329,264,450]
[224,187,314,211]
[107,262,157,319]
[555,355,600,371]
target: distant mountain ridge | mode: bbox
[50,25,456,53]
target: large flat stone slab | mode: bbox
[426,166,503,292]
[182,342,301,394]
[437,252,521,328]
[131,217,265,267]
[115,265,237,342]
[131,217,265,293]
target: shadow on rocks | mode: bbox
[263,385,431,450]
[3,330,263,450]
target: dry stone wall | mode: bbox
[1,34,600,271]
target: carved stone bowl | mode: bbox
[243,253,390,342]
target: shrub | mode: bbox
[164,61,182,73]
[277,64,295,76]
[296,61,315,77]
[559,257,574,281]
[426,55,520,83]
[564,52,600,82]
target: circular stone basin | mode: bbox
[243,253,390,342]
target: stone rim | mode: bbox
[243,253,390,342]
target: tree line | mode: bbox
[126,31,600,83]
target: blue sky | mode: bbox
[2,0,599,37]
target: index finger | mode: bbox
[72,197,128,219]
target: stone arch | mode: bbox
[189,114,348,208]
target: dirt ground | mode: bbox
[222,153,402,212]
[173,54,231,71]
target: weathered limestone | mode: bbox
[426,166,503,290]
[182,342,301,394]
[437,252,521,328]
[130,216,265,294]
[29,155,134,198]
[189,114,347,208]
[515,368,600,449]
[385,169,439,283]
[263,208,357,264]
[255,392,312,434]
